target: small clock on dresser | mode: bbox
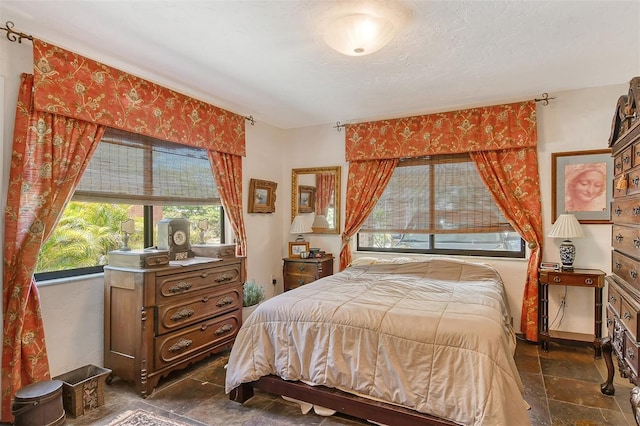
[157,218,194,260]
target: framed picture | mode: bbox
[288,241,309,258]
[248,178,277,213]
[298,185,316,213]
[551,149,613,224]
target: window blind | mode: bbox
[359,154,512,234]
[74,128,220,205]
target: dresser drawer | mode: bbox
[612,251,640,291]
[284,261,320,276]
[539,270,603,287]
[608,283,623,316]
[156,283,241,335]
[633,140,640,168]
[612,224,640,259]
[620,296,640,342]
[607,306,616,338]
[284,273,316,290]
[611,196,640,224]
[154,311,240,369]
[625,332,640,377]
[626,166,640,197]
[156,262,242,302]
[615,146,633,176]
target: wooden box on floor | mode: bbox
[53,365,111,417]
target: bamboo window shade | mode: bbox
[74,128,220,205]
[359,154,513,234]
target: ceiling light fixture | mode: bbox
[324,13,395,56]
[319,1,410,57]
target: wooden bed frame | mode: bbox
[229,375,457,425]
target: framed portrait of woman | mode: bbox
[552,149,613,224]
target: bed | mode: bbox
[225,257,530,425]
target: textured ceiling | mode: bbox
[2,1,639,129]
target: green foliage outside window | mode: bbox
[36,203,223,274]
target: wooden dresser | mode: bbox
[283,255,334,291]
[601,77,640,407]
[104,255,244,397]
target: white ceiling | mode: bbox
[2,1,639,129]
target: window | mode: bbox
[35,128,225,280]
[357,154,525,258]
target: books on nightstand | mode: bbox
[540,261,560,270]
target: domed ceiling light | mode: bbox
[319,1,410,57]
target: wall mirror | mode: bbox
[291,166,341,234]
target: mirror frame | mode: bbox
[291,166,341,234]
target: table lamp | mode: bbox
[547,214,585,270]
[312,214,330,232]
[290,215,312,242]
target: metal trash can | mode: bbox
[11,379,66,426]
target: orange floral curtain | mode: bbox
[208,152,247,259]
[315,173,335,216]
[31,39,246,156]
[2,74,106,422]
[470,149,544,341]
[343,101,541,340]
[340,159,398,269]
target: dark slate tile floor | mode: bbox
[62,340,636,425]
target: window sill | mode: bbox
[36,272,104,288]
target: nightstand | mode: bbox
[283,255,334,291]
[538,268,605,358]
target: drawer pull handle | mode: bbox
[615,206,623,216]
[169,338,192,353]
[633,176,639,187]
[632,270,638,279]
[624,312,632,321]
[625,155,631,164]
[635,239,640,249]
[584,278,593,285]
[170,308,195,321]
[616,262,622,270]
[169,281,192,293]
[216,296,234,307]
[616,234,624,242]
[297,279,305,285]
[215,275,232,283]
[298,266,305,272]
[215,323,233,335]
[628,348,635,360]
[616,162,623,170]
[553,276,562,283]
[610,295,617,303]
[634,206,640,216]
[607,318,613,327]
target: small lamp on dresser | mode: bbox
[548,213,585,270]
[290,215,312,242]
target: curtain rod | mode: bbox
[534,92,556,106]
[1,21,33,43]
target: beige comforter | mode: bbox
[225,258,530,425]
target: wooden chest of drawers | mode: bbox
[283,255,334,291]
[601,77,640,405]
[104,256,244,397]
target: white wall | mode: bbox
[0,26,629,385]
[537,85,623,335]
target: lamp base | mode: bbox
[295,235,306,242]
[559,239,576,270]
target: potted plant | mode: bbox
[242,281,265,322]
